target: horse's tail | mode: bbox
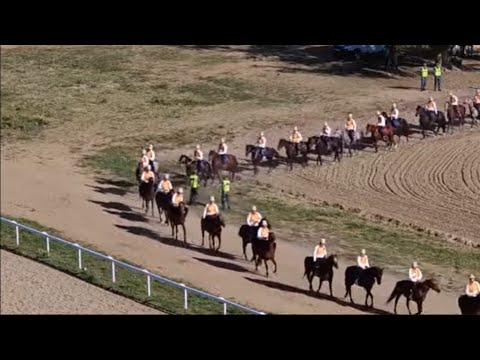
[386,284,398,304]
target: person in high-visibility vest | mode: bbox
[420,63,428,91]
[221,176,231,210]
[188,169,199,205]
[434,63,442,91]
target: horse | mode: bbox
[238,217,271,261]
[386,279,441,315]
[458,294,480,315]
[208,150,238,183]
[178,154,212,186]
[277,138,309,170]
[166,202,188,246]
[139,178,156,216]
[382,112,411,144]
[303,254,339,297]
[339,130,361,157]
[445,103,467,133]
[344,266,384,307]
[201,215,225,252]
[415,106,447,139]
[155,190,174,224]
[245,145,281,174]
[464,99,479,127]
[365,124,396,152]
[251,233,277,277]
[307,135,343,165]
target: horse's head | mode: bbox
[277,139,286,151]
[365,124,376,135]
[306,137,317,151]
[381,111,389,119]
[415,105,423,117]
[425,279,441,293]
[208,150,216,161]
[245,145,254,156]
[328,254,339,269]
[178,155,191,164]
[374,267,384,285]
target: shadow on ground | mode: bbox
[244,277,391,315]
[192,257,251,273]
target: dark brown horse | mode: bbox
[415,106,447,139]
[178,154,212,186]
[155,190,174,224]
[458,294,480,315]
[251,233,277,277]
[306,136,343,165]
[208,150,238,183]
[238,217,271,260]
[445,103,467,133]
[365,124,396,152]
[201,215,225,251]
[344,266,383,307]
[277,138,309,170]
[245,145,280,174]
[381,112,411,144]
[303,254,338,296]
[386,279,441,315]
[139,178,156,216]
[166,202,188,246]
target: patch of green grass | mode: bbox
[0,215,259,315]
[81,147,138,183]
[1,114,48,132]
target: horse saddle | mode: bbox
[392,118,401,128]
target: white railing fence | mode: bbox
[0,216,265,315]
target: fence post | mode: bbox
[181,283,188,310]
[143,269,151,297]
[12,221,19,246]
[42,231,50,256]
[220,297,227,315]
[108,256,116,283]
[75,243,82,270]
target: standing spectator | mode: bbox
[420,63,428,91]
[221,176,231,210]
[434,63,442,91]
[188,169,199,205]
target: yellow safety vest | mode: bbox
[421,67,428,78]
[189,174,199,189]
[434,66,441,76]
[222,179,231,193]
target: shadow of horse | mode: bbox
[86,184,128,196]
[104,209,148,222]
[244,277,391,315]
[114,224,237,260]
[88,200,133,212]
[192,257,250,273]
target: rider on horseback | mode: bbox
[218,138,228,165]
[247,205,263,240]
[146,144,156,172]
[140,149,149,168]
[256,132,267,160]
[194,144,204,173]
[447,91,460,118]
[141,165,155,183]
[158,174,173,194]
[345,113,357,142]
[466,274,480,297]
[409,261,423,298]
[425,97,438,123]
[290,126,303,154]
[354,249,370,284]
[390,103,400,127]
[171,188,184,207]
[257,220,270,241]
[313,238,327,268]
[376,111,387,140]
[203,196,220,220]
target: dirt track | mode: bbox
[0,250,162,314]
[0,149,461,314]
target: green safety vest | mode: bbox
[421,67,428,78]
[434,66,441,76]
[222,179,231,193]
[189,174,199,189]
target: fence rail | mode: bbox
[0,216,265,315]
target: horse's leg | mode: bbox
[307,272,313,291]
[394,294,401,314]
[406,298,412,315]
[182,224,187,247]
[272,258,277,274]
[416,300,423,315]
[264,259,269,277]
[242,238,248,260]
[317,279,322,293]
[329,278,333,297]
[151,200,154,217]
[216,234,221,252]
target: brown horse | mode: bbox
[251,233,277,277]
[208,150,238,183]
[303,255,338,296]
[166,202,188,246]
[344,266,383,308]
[464,99,479,127]
[458,294,480,315]
[445,103,467,133]
[386,279,441,315]
[365,124,396,152]
[139,178,156,216]
[201,215,225,252]
[155,190,174,224]
[238,217,271,261]
[277,138,308,170]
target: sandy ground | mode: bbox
[0,250,163,314]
